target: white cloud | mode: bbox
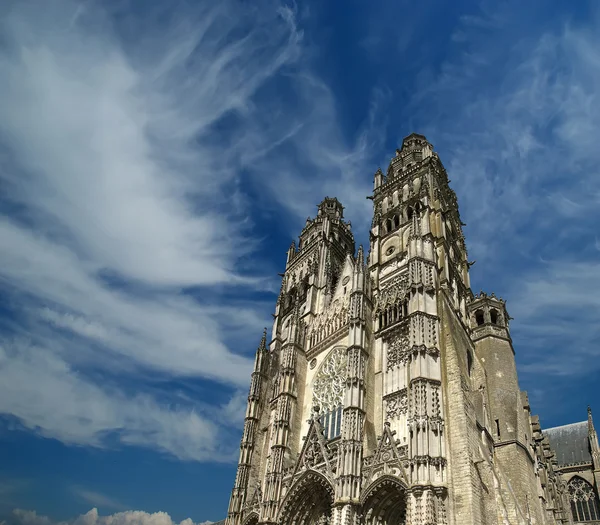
[10,508,212,525]
[0,340,238,461]
[248,81,388,239]
[0,0,304,459]
[508,260,600,377]
[0,0,300,287]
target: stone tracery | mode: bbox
[568,477,600,522]
[312,346,347,413]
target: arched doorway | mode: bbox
[241,513,258,525]
[278,470,334,525]
[361,476,408,525]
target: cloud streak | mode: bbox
[71,488,127,513]
[0,0,304,459]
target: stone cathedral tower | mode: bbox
[226,134,571,525]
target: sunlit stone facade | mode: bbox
[226,134,594,525]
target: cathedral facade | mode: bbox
[225,134,595,525]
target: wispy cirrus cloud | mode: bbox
[0,340,229,461]
[0,0,309,460]
[244,79,390,243]
[71,488,126,513]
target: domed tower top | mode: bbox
[393,133,434,168]
[317,197,345,219]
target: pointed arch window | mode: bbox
[568,477,600,522]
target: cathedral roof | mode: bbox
[544,421,592,466]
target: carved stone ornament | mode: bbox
[312,346,347,412]
[374,274,409,312]
[386,327,409,370]
[303,432,323,468]
[385,389,408,419]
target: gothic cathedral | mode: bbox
[225,134,599,525]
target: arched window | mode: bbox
[569,477,600,522]
[386,219,393,233]
[475,309,485,326]
[393,215,400,229]
[490,309,499,325]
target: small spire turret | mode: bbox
[287,240,297,264]
[374,168,384,190]
[589,406,600,470]
[259,327,268,352]
[357,245,364,267]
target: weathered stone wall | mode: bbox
[439,291,488,525]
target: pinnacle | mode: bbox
[357,245,364,266]
[290,295,302,326]
[258,327,268,351]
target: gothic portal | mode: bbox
[225,134,587,525]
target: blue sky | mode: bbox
[0,0,599,523]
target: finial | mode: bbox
[357,245,364,266]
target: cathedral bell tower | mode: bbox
[366,133,468,525]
